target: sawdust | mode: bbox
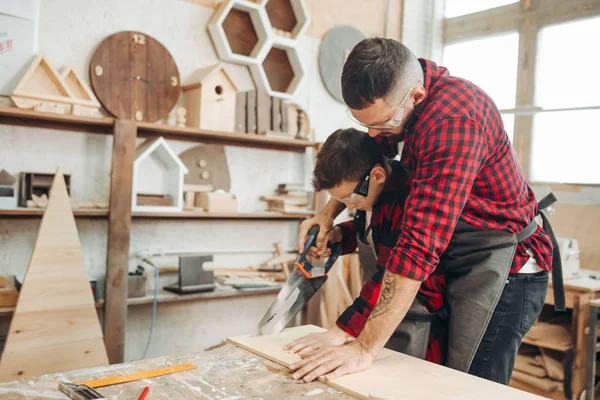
[304,388,324,396]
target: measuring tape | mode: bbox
[77,362,197,388]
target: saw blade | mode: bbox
[257,268,327,336]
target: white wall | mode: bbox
[0,0,438,361]
[0,0,358,360]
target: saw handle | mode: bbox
[295,225,342,279]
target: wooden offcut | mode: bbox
[228,325,544,400]
[256,90,271,134]
[0,171,108,382]
[235,91,247,133]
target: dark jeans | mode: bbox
[467,270,549,384]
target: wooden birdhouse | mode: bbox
[132,137,189,213]
[0,170,17,209]
[183,63,238,133]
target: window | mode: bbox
[442,33,519,142]
[443,32,519,110]
[530,16,600,184]
[535,16,600,109]
[444,2,600,185]
[445,0,518,18]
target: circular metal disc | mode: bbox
[318,25,366,104]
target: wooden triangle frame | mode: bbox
[0,170,109,382]
[60,66,101,108]
[11,55,102,114]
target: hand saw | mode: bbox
[257,225,342,336]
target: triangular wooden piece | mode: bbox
[0,170,109,382]
[60,66,101,107]
[11,55,76,109]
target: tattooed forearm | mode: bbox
[370,270,397,318]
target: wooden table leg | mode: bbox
[104,120,137,363]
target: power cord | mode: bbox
[139,257,159,360]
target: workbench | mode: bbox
[0,344,351,399]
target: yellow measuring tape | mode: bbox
[77,362,197,388]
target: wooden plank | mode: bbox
[136,121,316,152]
[0,172,108,382]
[246,90,257,134]
[512,11,537,180]
[228,325,545,400]
[522,321,572,352]
[280,101,289,134]
[235,91,247,133]
[104,120,137,364]
[271,96,281,132]
[444,2,523,43]
[256,90,271,134]
[0,107,114,134]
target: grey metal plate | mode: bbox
[318,25,367,104]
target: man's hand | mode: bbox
[289,341,373,383]
[284,325,349,358]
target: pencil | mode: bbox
[138,387,150,400]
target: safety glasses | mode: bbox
[330,164,375,203]
[346,84,420,130]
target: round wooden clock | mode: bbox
[89,31,181,122]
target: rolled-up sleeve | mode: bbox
[386,118,488,280]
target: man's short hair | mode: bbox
[312,128,385,191]
[341,37,423,110]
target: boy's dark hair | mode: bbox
[312,128,385,191]
[342,37,421,110]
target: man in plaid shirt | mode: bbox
[285,128,447,365]
[287,38,560,385]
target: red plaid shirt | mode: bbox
[335,160,446,364]
[374,58,553,280]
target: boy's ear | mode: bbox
[371,166,387,184]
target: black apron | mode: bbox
[354,193,565,370]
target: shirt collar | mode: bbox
[373,159,408,207]
[404,58,447,133]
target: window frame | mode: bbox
[443,0,600,186]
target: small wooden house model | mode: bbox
[183,64,238,133]
[132,137,189,213]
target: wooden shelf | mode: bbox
[0,208,311,220]
[0,108,316,152]
[0,208,109,218]
[136,121,315,152]
[133,211,312,220]
[521,336,571,352]
[0,287,280,317]
[0,107,114,134]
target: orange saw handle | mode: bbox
[295,225,342,279]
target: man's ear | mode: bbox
[412,87,426,107]
[371,166,387,184]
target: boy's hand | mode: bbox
[298,213,335,252]
[306,226,341,259]
[284,325,349,358]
